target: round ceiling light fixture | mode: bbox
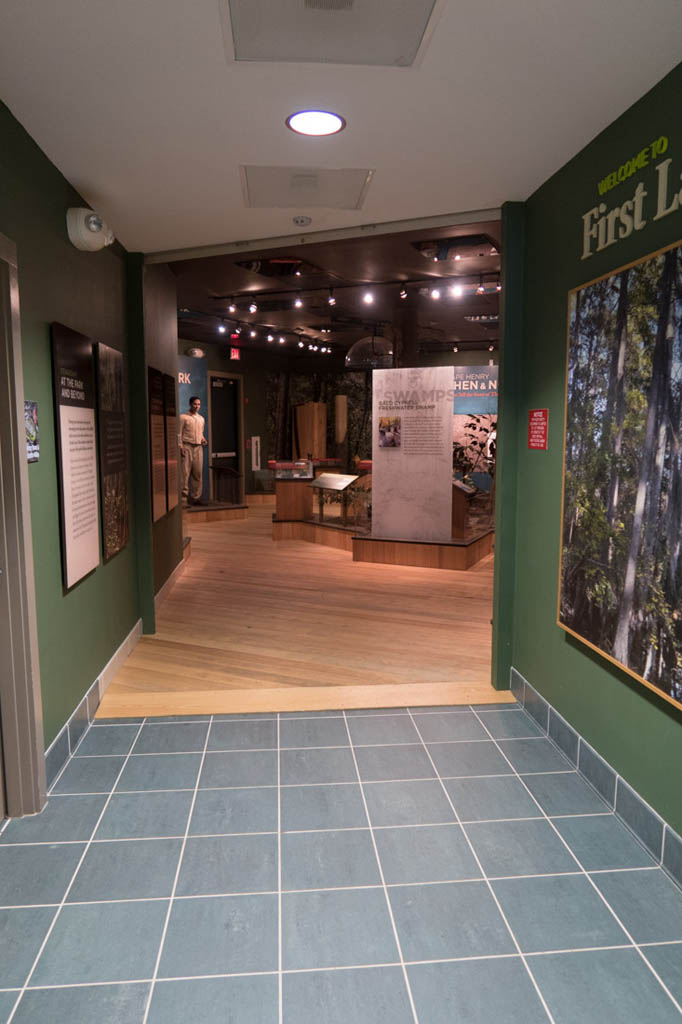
[286,110,346,137]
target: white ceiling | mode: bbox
[0,0,680,254]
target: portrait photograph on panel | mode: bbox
[558,240,682,710]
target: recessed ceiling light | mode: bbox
[286,110,346,137]
[450,283,463,298]
[363,291,374,304]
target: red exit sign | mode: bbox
[528,409,548,450]
[230,348,240,360]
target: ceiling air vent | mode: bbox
[305,0,355,9]
[241,165,374,209]
[224,0,438,66]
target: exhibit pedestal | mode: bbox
[353,531,493,571]
[183,502,248,523]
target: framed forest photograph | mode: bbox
[558,240,682,711]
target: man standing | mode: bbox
[179,396,207,504]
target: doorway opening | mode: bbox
[100,215,508,717]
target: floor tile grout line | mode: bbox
[72,735,548,758]
[341,710,421,1024]
[141,714,214,1024]
[277,712,283,1024]
[0,863,667,911]
[0,810,631,848]
[405,708,558,1024]
[468,707,682,1017]
[5,938,682,994]
[46,769,578,799]
[90,708,520,728]
[6,719,148,1024]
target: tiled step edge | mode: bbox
[511,666,682,892]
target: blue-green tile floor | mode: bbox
[0,704,681,1022]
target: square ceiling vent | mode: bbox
[241,166,374,209]
[223,0,439,66]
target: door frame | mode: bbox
[0,233,47,816]
[207,371,245,505]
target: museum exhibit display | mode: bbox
[52,323,101,589]
[174,220,500,566]
[97,343,130,561]
[148,366,167,521]
[559,241,682,711]
[164,372,179,511]
[310,472,360,528]
[24,401,39,463]
[372,365,455,543]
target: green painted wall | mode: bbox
[0,102,140,746]
[512,64,682,831]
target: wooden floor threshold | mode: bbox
[97,681,514,718]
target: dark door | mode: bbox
[209,376,242,504]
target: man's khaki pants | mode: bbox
[181,444,203,501]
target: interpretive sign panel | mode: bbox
[25,401,39,462]
[452,365,498,414]
[97,343,129,561]
[372,366,453,542]
[148,367,167,521]
[164,373,179,511]
[52,323,100,589]
[559,240,682,711]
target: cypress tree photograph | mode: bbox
[559,241,682,710]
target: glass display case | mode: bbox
[309,472,363,530]
[273,459,313,480]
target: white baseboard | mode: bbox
[98,618,143,700]
[154,558,186,613]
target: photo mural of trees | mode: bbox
[559,241,682,709]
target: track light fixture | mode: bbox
[496,280,502,292]
[249,301,258,313]
[488,344,495,351]
[235,325,242,334]
[430,288,441,300]
[250,330,257,338]
[476,276,485,295]
[363,291,374,304]
[399,286,408,299]
[267,334,274,342]
[228,300,236,314]
[298,340,305,348]
[218,322,227,334]
[453,344,459,353]
[328,288,336,306]
[279,336,286,344]
[450,283,463,298]
[294,293,303,309]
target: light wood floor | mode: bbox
[98,508,511,717]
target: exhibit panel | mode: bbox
[51,323,100,589]
[371,366,454,542]
[164,373,179,511]
[97,343,130,561]
[148,367,167,522]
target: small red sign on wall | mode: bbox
[528,409,548,450]
[230,347,240,360]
